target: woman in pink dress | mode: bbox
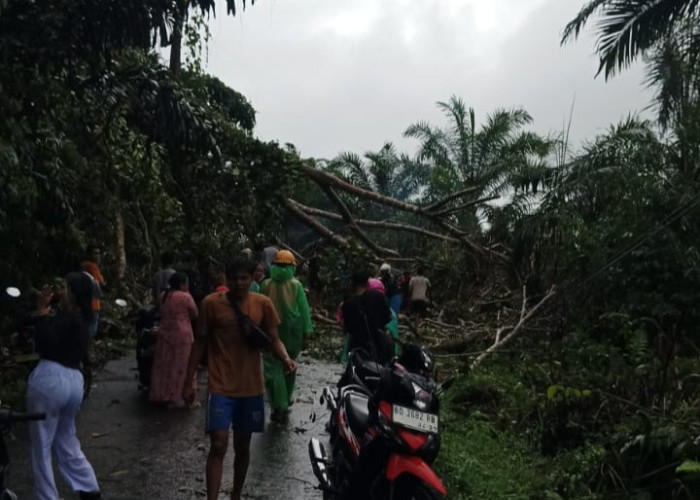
[150,271,199,408]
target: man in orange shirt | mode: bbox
[81,244,105,338]
[183,257,296,500]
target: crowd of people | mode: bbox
[23,243,433,500]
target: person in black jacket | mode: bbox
[341,270,393,364]
[26,273,102,500]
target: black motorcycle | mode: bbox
[337,343,436,395]
[310,347,447,499]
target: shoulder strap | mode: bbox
[227,293,248,331]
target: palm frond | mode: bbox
[329,151,372,190]
[645,21,700,129]
[224,0,255,16]
[562,0,611,44]
[564,0,700,78]
[476,108,533,165]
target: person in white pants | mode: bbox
[27,273,101,500]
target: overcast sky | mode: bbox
[202,0,652,159]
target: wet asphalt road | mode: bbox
[9,354,342,499]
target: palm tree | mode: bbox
[327,143,428,202]
[562,0,700,79]
[404,96,552,231]
[499,116,667,285]
[645,22,700,176]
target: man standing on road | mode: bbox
[183,257,296,500]
[80,244,104,338]
[408,267,431,327]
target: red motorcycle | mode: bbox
[309,354,446,499]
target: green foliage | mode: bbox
[0,0,294,295]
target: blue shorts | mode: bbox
[206,394,265,433]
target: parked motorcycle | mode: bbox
[309,349,447,499]
[0,404,46,500]
[337,343,436,396]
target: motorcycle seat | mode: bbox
[345,393,371,436]
[352,360,382,391]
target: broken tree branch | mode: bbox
[319,185,400,257]
[431,195,500,218]
[424,186,480,213]
[282,198,350,249]
[424,318,463,329]
[299,163,425,214]
[293,201,460,243]
[297,163,507,261]
[470,286,557,371]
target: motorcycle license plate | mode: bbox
[392,405,439,433]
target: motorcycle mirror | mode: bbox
[114,298,127,308]
[5,287,21,298]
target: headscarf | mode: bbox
[261,264,313,352]
[265,264,304,319]
[270,264,296,283]
[367,278,386,295]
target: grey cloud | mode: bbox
[206,0,652,159]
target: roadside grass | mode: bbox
[437,413,550,499]
[435,357,605,500]
[436,358,551,499]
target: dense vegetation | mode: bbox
[1,1,699,499]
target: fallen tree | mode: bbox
[284,162,508,262]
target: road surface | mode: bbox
[9,354,341,499]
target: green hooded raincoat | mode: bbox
[260,265,313,412]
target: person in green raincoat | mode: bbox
[259,250,313,421]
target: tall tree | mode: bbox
[404,96,552,232]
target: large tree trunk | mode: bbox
[169,1,187,77]
[115,211,127,280]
